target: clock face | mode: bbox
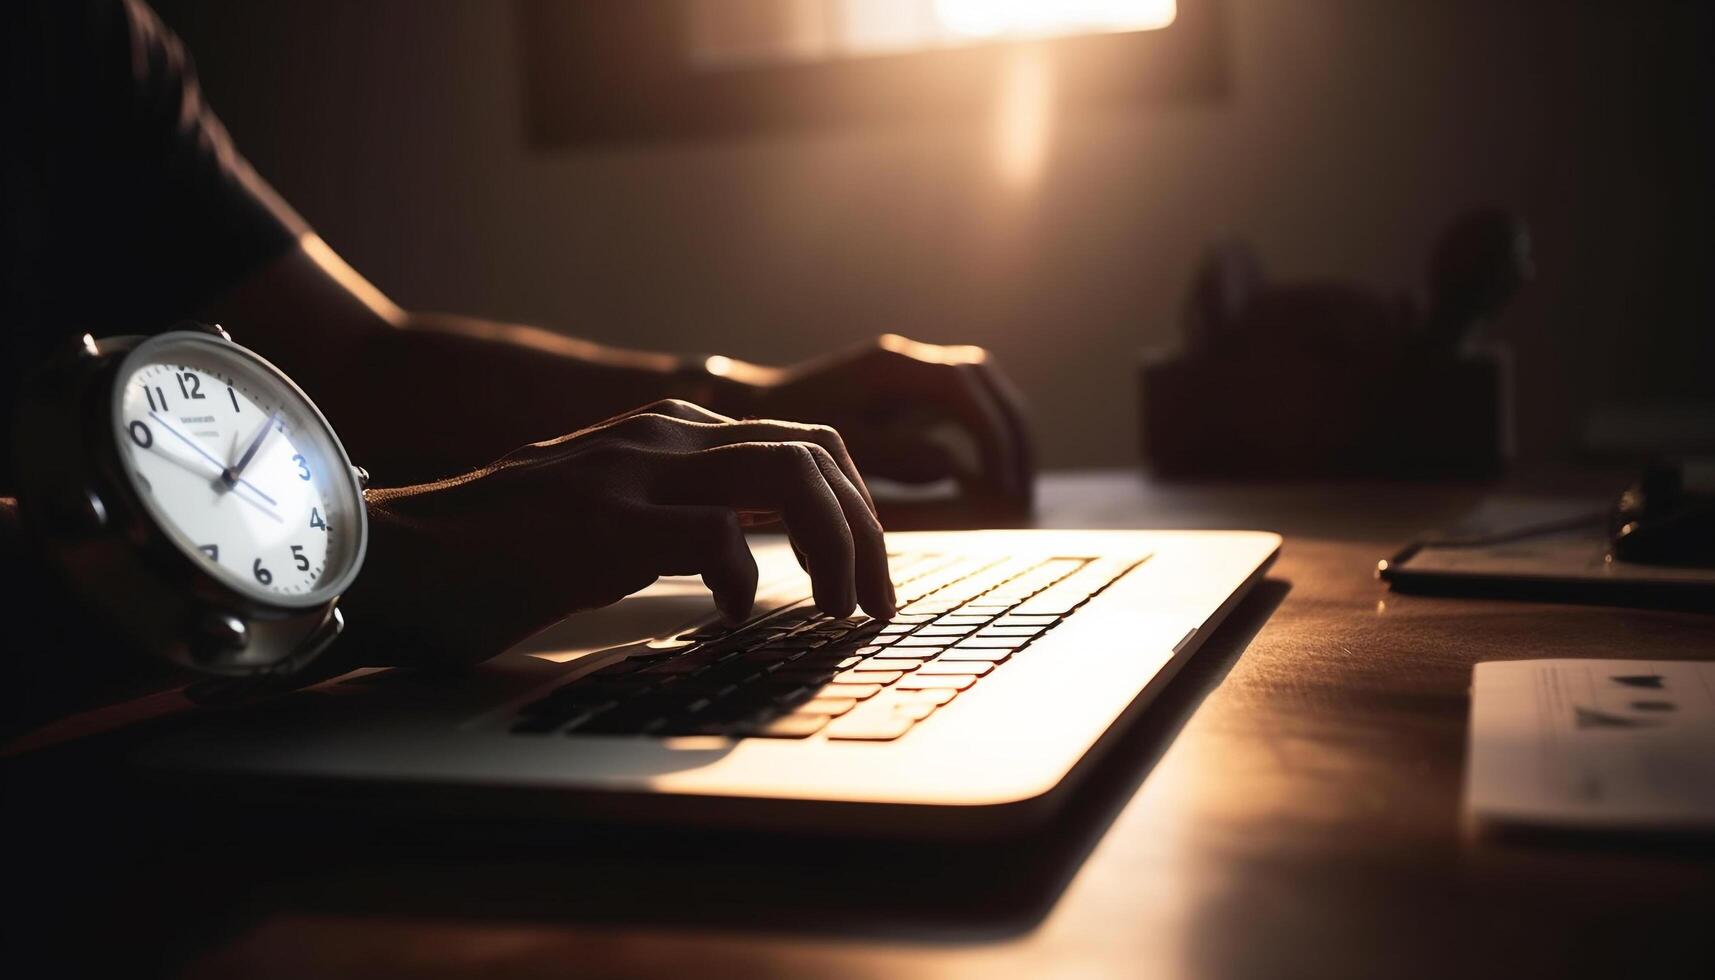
[113,333,366,607]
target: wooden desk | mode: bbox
[8,472,1714,978]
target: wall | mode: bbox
[152,0,1713,469]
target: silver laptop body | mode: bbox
[142,529,1279,836]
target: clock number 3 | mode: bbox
[292,454,312,481]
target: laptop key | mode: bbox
[746,651,791,672]
[913,625,976,637]
[894,688,959,706]
[824,712,916,741]
[772,668,838,686]
[896,674,978,691]
[975,626,1044,638]
[894,636,958,648]
[953,637,1029,650]
[794,654,865,671]
[819,682,884,700]
[572,708,669,735]
[796,697,858,716]
[638,657,719,676]
[771,686,816,710]
[916,660,993,676]
[995,615,1058,627]
[864,658,926,672]
[869,691,954,717]
[653,717,732,737]
[736,712,830,738]
[835,669,903,685]
[772,635,831,651]
[889,701,939,721]
[1009,597,1083,617]
[934,649,1011,663]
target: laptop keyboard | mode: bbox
[509,552,1145,742]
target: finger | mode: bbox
[578,398,733,438]
[938,364,1024,499]
[622,398,735,425]
[658,443,858,618]
[959,362,1034,503]
[797,441,895,617]
[879,353,1029,500]
[691,420,878,516]
[647,504,758,623]
[600,413,879,518]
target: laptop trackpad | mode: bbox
[510,579,722,664]
[508,539,808,665]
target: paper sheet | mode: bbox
[1466,658,1715,833]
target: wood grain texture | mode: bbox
[10,472,1715,979]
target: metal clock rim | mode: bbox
[110,330,370,612]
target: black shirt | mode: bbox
[1,0,303,492]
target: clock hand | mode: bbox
[149,410,227,472]
[147,411,280,508]
[223,411,279,487]
[137,439,285,524]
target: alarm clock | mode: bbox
[13,324,368,679]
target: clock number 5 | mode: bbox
[292,454,312,481]
[252,558,272,586]
[291,545,310,572]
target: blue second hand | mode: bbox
[147,411,280,508]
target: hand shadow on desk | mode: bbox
[6,581,1290,969]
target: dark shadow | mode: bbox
[3,580,1289,974]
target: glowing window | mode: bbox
[689,0,1177,69]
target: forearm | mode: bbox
[338,314,769,483]
[207,236,774,484]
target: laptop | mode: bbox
[141,528,1279,837]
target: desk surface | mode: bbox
[11,472,1715,979]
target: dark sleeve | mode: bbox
[1,0,307,346]
[0,1,304,714]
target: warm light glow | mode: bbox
[935,0,1177,40]
[690,0,1176,68]
[995,47,1053,190]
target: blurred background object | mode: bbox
[1141,207,1526,478]
[147,0,1715,474]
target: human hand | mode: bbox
[345,400,893,669]
[752,335,1034,506]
